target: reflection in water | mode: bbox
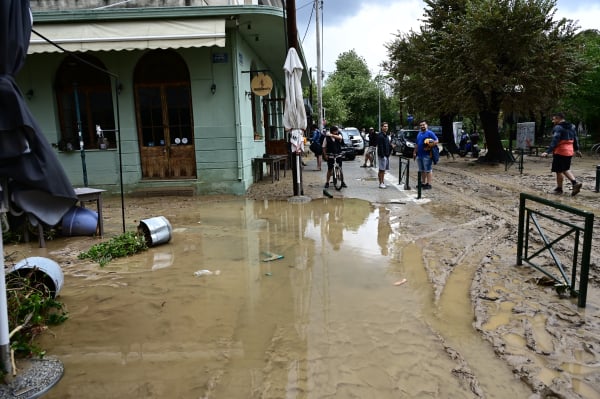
[377,206,392,256]
[33,198,532,398]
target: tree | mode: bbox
[323,50,380,128]
[561,29,600,139]
[385,0,581,162]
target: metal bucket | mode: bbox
[138,216,172,247]
[8,257,64,298]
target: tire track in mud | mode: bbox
[414,161,600,398]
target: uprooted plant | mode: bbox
[5,267,68,364]
[78,231,148,266]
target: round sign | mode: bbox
[182,138,188,144]
[251,73,273,97]
[174,138,181,144]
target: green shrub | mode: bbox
[78,231,148,266]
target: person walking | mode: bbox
[413,120,439,189]
[361,127,378,168]
[322,125,347,189]
[541,112,583,196]
[376,122,392,189]
[309,124,323,171]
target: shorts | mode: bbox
[551,154,572,173]
[327,155,342,170]
[378,156,389,171]
[417,155,433,172]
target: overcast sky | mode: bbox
[296,0,600,76]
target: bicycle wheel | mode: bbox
[334,166,344,190]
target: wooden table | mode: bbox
[253,155,288,183]
[74,187,106,238]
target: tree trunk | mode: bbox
[479,109,506,162]
[440,113,458,152]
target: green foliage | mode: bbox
[385,0,582,161]
[562,29,600,138]
[322,50,392,128]
[6,270,68,358]
[78,231,148,266]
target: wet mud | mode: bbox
[3,152,599,398]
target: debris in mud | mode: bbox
[394,278,407,286]
[194,270,220,277]
[262,252,284,262]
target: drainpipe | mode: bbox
[231,31,244,181]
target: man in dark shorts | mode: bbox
[322,125,347,189]
[541,112,582,196]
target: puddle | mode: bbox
[25,198,534,398]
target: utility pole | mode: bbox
[286,0,298,51]
[316,0,323,131]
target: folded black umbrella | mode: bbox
[0,0,76,225]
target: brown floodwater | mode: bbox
[24,198,533,398]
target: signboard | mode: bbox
[452,122,463,145]
[212,53,228,63]
[516,122,535,150]
[251,73,273,96]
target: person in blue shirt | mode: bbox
[310,124,323,170]
[413,120,439,190]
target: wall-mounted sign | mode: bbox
[251,73,273,96]
[212,53,228,63]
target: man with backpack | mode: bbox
[541,112,583,196]
[309,124,323,171]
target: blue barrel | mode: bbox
[62,206,98,236]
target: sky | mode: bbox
[295,0,600,77]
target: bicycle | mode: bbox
[330,153,345,191]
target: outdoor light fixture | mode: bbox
[210,83,216,95]
[245,91,253,100]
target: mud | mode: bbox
[248,151,600,398]
[2,150,599,398]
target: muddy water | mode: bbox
[31,198,532,398]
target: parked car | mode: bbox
[395,129,419,157]
[339,130,357,160]
[342,127,365,155]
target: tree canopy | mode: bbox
[385,0,582,161]
[322,50,397,129]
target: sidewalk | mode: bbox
[246,153,421,204]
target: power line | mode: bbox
[300,0,315,43]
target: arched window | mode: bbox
[55,54,115,150]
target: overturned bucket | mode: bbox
[8,257,64,298]
[138,216,172,247]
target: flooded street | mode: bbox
[15,197,535,398]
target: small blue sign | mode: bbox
[212,53,228,63]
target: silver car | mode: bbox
[342,127,365,154]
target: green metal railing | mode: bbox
[517,193,595,307]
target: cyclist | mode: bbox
[323,125,347,189]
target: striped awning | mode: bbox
[29,18,226,53]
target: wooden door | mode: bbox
[136,84,196,179]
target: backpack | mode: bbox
[430,144,440,165]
